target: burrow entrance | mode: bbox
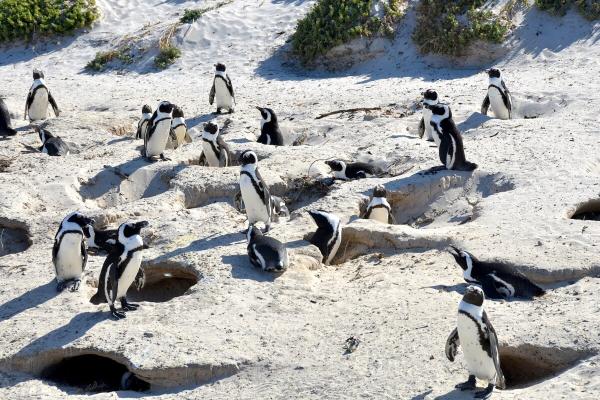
[499,344,592,389]
[127,263,199,303]
[568,199,600,221]
[0,222,31,257]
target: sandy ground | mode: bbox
[0,0,599,399]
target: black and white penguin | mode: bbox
[362,185,394,224]
[271,195,290,218]
[481,68,512,120]
[144,101,174,161]
[246,225,289,272]
[325,160,377,180]
[168,105,191,149]
[209,63,235,114]
[308,210,342,265]
[427,104,477,172]
[83,225,118,254]
[135,104,152,140]
[53,212,94,291]
[448,246,545,300]
[418,89,439,143]
[0,98,17,136]
[25,69,60,121]
[91,221,149,319]
[36,126,70,156]
[446,285,506,399]
[256,107,284,146]
[202,121,231,167]
[239,150,273,232]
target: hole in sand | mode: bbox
[499,345,593,389]
[0,222,31,256]
[127,263,199,303]
[568,199,600,221]
[275,177,332,213]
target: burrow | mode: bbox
[567,199,600,222]
[0,219,32,257]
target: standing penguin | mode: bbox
[144,101,174,161]
[446,285,506,399]
[24,69,60,121]
[256,107,284,146]
[308,210,342,265]
[36,126,70,156]
[135,104,152,140]
[361,185,394,224]
[247,225,289,272]
[83,225,118,254]
[418,89,439,143]
[239,150,273,232]
[169,105,192,148]
[325,160,377,180]
[428,103,477,172]
[481,68,512,120]
[202,121,231,167]
[91,221,149,319]
[0,98,17,136]
[209,63,235,114]
[53,212,94,291]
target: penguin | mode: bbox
[36,126,70,156]
[246,224,289,272]
[24,69,60,121]
[361,185,395,224]
[448,246,545,300]
[202,121,231,167]
[91,221,149,319]
[169,105,192,148]
[308,210,342,265]
[256,107,284,146]
[427,103,477,172]
[481,68,512,120]
[144,101,174,161]
[325,160,377,180]
[446,285,506,399]
[83,225,118,254]
[271,195,290,218]
[0,98,17,136]
[135,104,152,140]
[53,212,94,292]
[209,63,235,114]
[418,89,439,143]
[239,150,273,232]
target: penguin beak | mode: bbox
[324,160,333,168]
[136,221,149,229]
[447,245,460,257]
[255,106,263,112]
[89,219,96,226]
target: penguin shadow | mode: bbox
[186,113,216,130]
[157,231,244,261]
[425,283,467,296]
[223,254,280,282]
[0,280,57,320]
[456,112,492,133]
[106,136,135,146]
[79,158,150,200]
[432,388,473,399]
[408,389,433,400]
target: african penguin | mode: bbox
[53,212,94,292]
[202,121,231,167]
[247,225,289,272]
[239,150,273,232]
[256,107,284,146]
[91,221,149,319]
[449,246,545,300]
[418,89,439,143]
[36,126,69,156]
[271,195,290,218]
[325,160,377,180]
[481,68,512,120]
[427,103,477,171]
[209,63,235,114]
[308,210,342,265]
[0,98,17,136]
[25,69,60,121]
[167,105,192,149]
[446,285,506,399]
[135,104,152,140]
[362,185,394,224]
[83,225,118,254]
[144,101,174,161]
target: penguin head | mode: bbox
[325,160,346,173]
[215,63,226,72]
[204,121,219,135]
[119,220,149,240]
[32,69,44,80]
[372,184,387,198]
[308,210,340,230]
[448,246,475,270]
[422,89,438,105]
[66,212,95,229]
[141,104,152,114]
[463,285,485,306]
[157,101,174,114]
[427,103,449,117]
[239,150,258,166]
[35,126,53,143]
[246,224,262,242]
[256,107,276,123]
[121,372,150,392]
[172,105,184,118]
[487,68,501,78]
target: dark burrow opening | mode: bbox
[276,177,332,213]
[0,224,31,256]
[499,345,592,389]
[41,354,150,393]
[127,265,199,303]
[569,199,600,221]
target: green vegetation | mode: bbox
[86,46,133,71]
[291,0,405,65]
[0,0,98,42]
[535,0,600,20]
[180,1,234,24]
[154,45,181,69]
[413,0,510,57]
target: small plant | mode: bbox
[180,1,234,23]
[86,47,133,71]
[535,0,600,19]
[154,46,182,69]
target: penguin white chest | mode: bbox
[240,174,270,224]
[215,79,233,109]
[488,87,510,120]
[55,233,83,281]
[457,313,497,381]
[202,140,220,167]
[423,108,435,141]
[146,119,171,157]
[172,118,187,144]
[116,251,143,299]
[29,88,49,121]
[369,207,390,224]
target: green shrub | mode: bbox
[154,45,181,69]
[0,0,98,42]
[292,0,405,65]
[180,1,234,24]
[86,47,134,71]
[413,0,510,56]
[535,0,600,19]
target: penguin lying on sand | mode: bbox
[25,69,60,121]
[0,98,17,136]
[481,68,512,120]
[308,210,342,265]
[247,225,289,272]
[53,212,94,291]
[36,126,69,156]
[325,160,377,180]
[361,185,394,224]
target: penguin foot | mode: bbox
[422,165,447,175]
[474,384,494,399]
[159,153,171,162]
[110,306,126,319]
[68,279,81,292]
[455,375,477,391]
[121,299,139,311]
[56,281,67,292]
[263,224,271,234]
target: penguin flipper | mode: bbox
[81,238,88,272]
[254,167,272,218]
[24,90,33,120]
[209,80,216,105]
[217,134,231,167]
[134,267,145,290]
[483,311,506,389]
[418,117,425,138]
[481,94,490,115]
[48,92,60,117]
[445,327,460,362]
[501,81,512,118]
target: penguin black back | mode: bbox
[37,127,69,156]
[256,107,284,146]
[0,98,17,136]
